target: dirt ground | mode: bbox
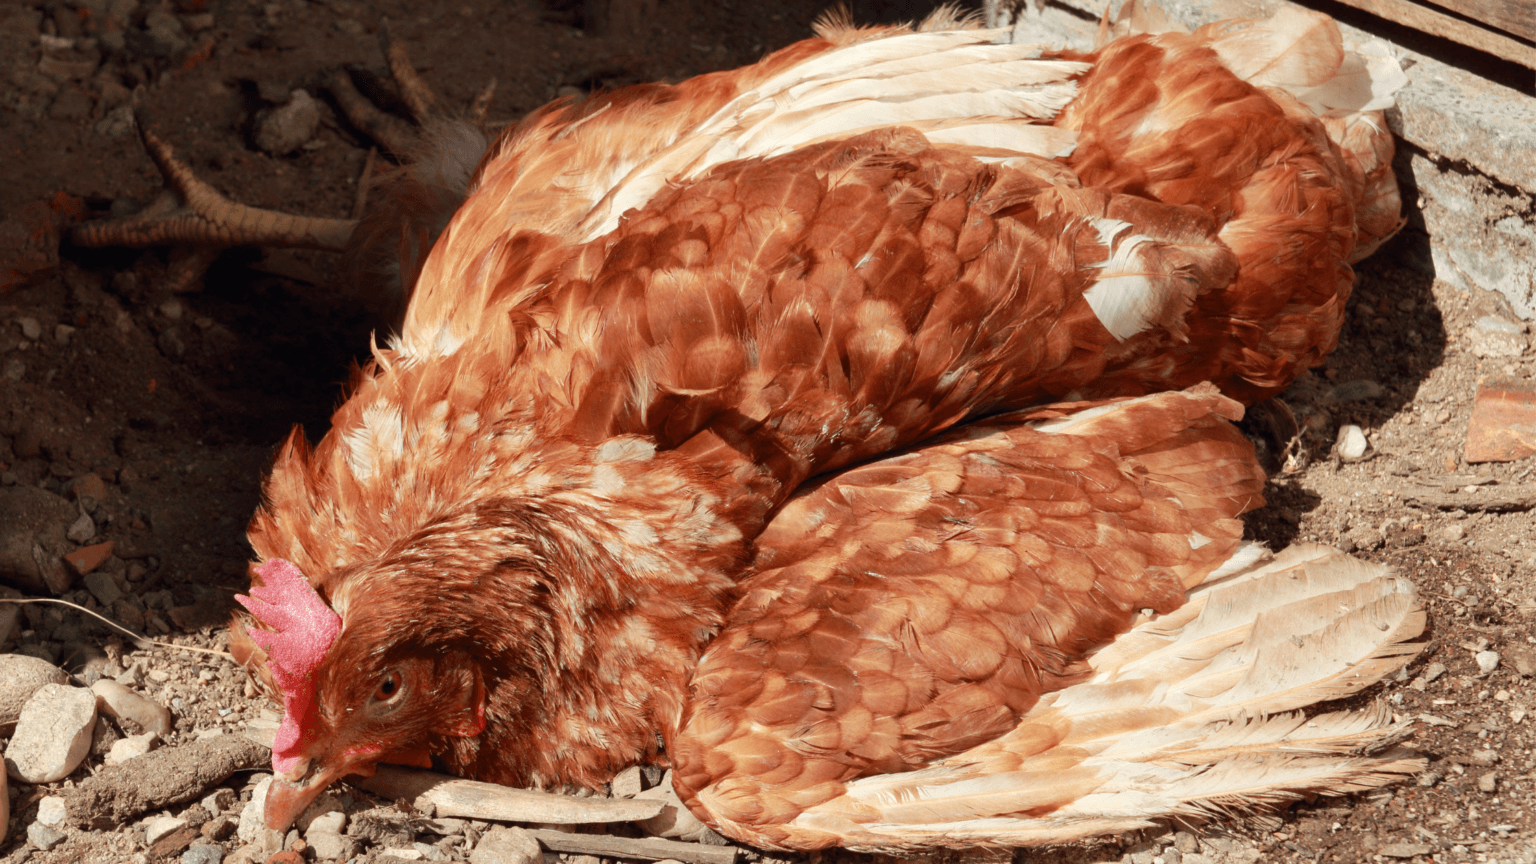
[1,0,1534,863]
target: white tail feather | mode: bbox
[782,543,1424,852]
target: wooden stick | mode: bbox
[356,766,665,825]
[528,828,737,864]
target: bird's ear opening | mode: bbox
[444,660,486,738]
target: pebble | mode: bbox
[106,731,159,764]
[1336,424,1369,461]
[0,654,69,727]
[611,764,645,797]
[66,511,95,543]
[36,795,67,826]
[3,682,97,782]
[92,678,174,735]
[1422,662,1447,683]
[304,809,345,836]
[469,826,542,864]
[255,89,321,155]
[1379,843,1433,859]
[1467,315,1526,358]
[236,776,277,846]
[1475,651,1500,674]
[181,844,224,864]
[27,820,67,851]
[64,540,115,576]
[202,788,238,816]
[16,317,42,340]
[84,570,124,606]
[146,815,190,844]
[306,830,361,861]
[1477,772,1498,792]
[1439,524,1465,542]
[202,815,238,842]
[55,324,75,344]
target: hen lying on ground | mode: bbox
[215,4,1419,851]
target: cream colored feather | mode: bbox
[772,543,1424,852]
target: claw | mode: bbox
[70,105,357,253]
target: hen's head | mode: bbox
[236,559,485,831]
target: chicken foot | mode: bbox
[69,25,494,294]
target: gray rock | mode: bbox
[15,317,41,340]
[181,844,225,864]
[255,89,321,156]
[84,570,122,606]
[294,791,345,832]
[0,654,69,730]
[4,683,97,782]
[470,827,541,864]
[92,678,173,735]
[27,820,67,851]
[236,776,282,849]
[611,765,645,797]
[0,486,79,594]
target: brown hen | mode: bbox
[227,6,1421,851]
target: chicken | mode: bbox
[228,5,1416,850]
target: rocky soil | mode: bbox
[1,1,1534,864]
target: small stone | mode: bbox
[70,473,107,502]
[1465,375,1536,463]
[3,682,97,782]
[1416,771,1440,787]
[1336,424,1369,461]
[304,809,345,837]
[146,815,190,845]
[255,89,321,156]
[470,826,542,864]
[1440,524,1465,542]
[224,844,263,864]
[202,788,238,816]
[106,731,158,764]
[36,795,67,825]
[16,317,42,340]
[54,324,75,344]
[66,511,96,543]
[382,849,425,861]
[611,765,646,797]
[63,540,115,576]
[84,571,123,606]
[92,678,174,735]
[27,820,68,851]
[306,830,361,861]
[202,815,238,841]
[1173,832,1199,854]
[1477,772,1498,792]
[149,668,171,682]
[159,299,183,321]
[1422,662,1447,683]
[294,792,345,832]
[181,844,224,864]
[0,654,70,728]
[237,776,280,846]
[1475,651,1500,674]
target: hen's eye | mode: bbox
[374,671,403,703]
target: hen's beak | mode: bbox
[264,757,377,832]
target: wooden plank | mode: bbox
[1328,0,1536,69]
[1420,0,1536,45]
[527,829,738,864]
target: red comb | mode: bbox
[236,558,342,773]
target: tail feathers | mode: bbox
[778,544,1424,852]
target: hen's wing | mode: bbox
[672,385,1285,848]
